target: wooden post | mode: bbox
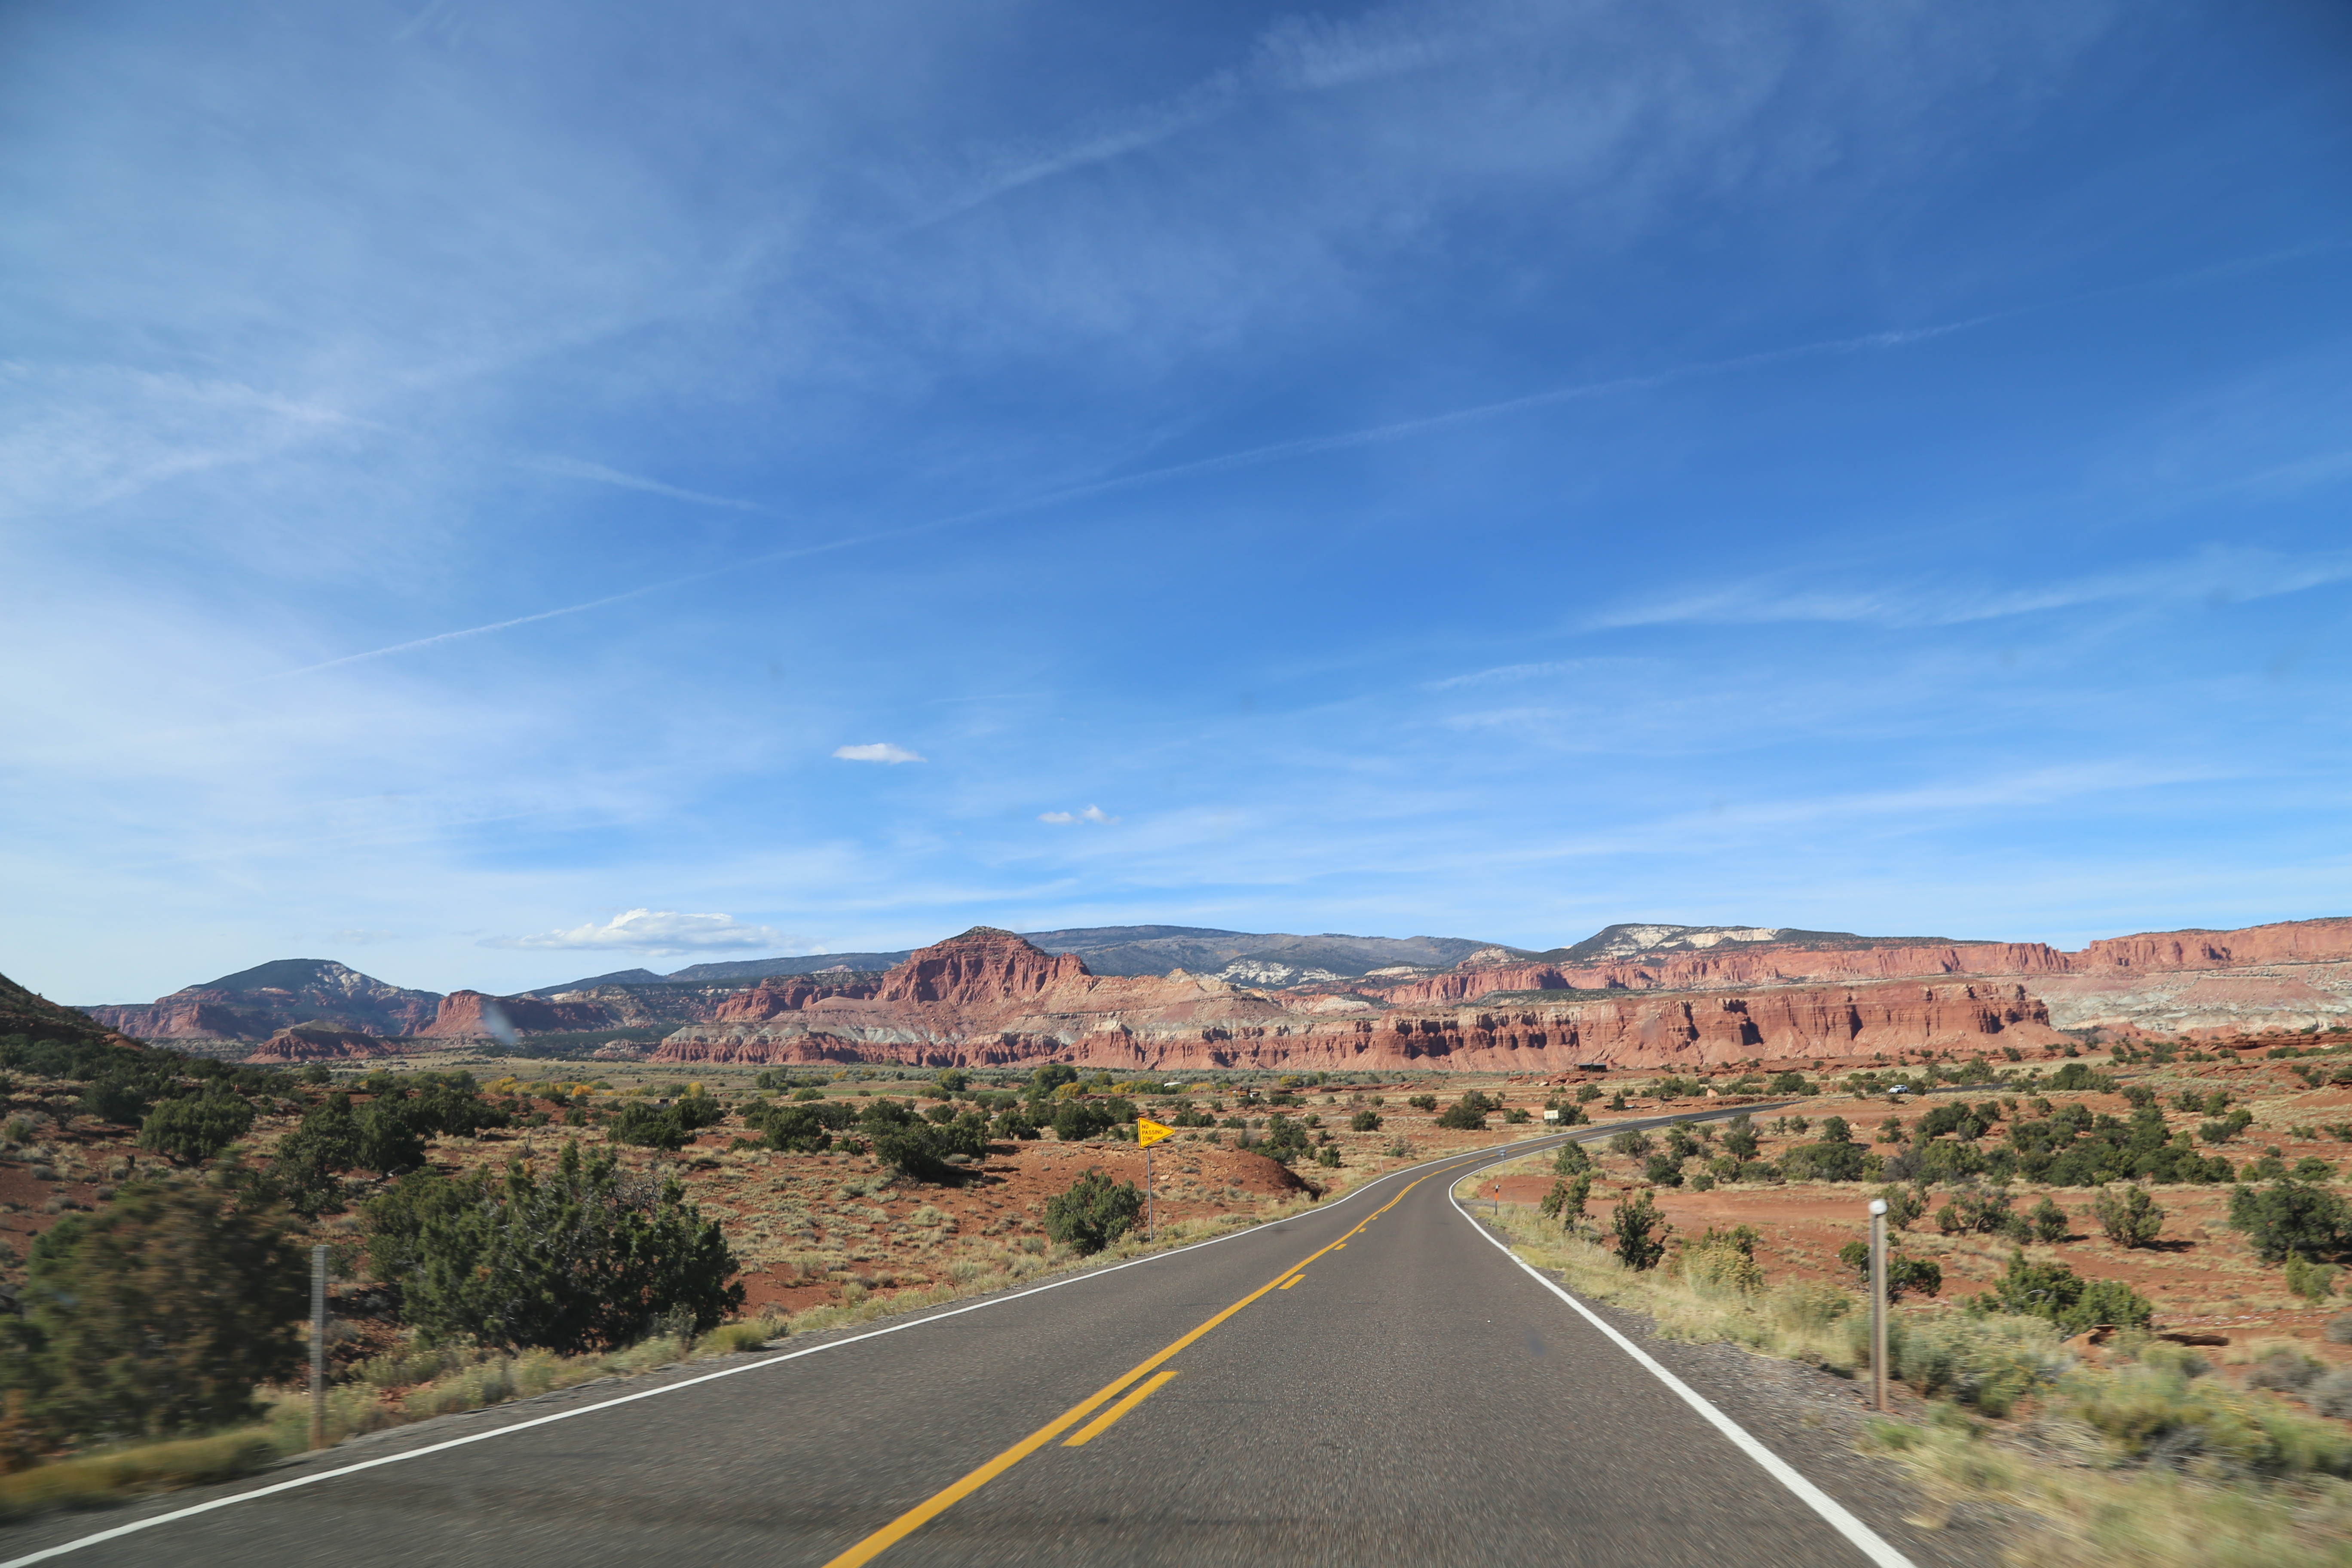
[1868,1198,1889,1413]
[309,1244,327,1450]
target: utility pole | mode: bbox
[1867,1197,1889,1413]
[309,1244,328,1449]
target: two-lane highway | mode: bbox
[2,1115,1927,1568]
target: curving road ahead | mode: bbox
[3,1116,1949,1568]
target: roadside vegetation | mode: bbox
[1462,1024,2352,1568]
[2,1014,1453,1522]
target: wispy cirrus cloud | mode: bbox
[834,742,925,764]
[1591,546,2352,633]
[517,455,775,513]
[1040,805,1118,824]
[906,3,1476,230]
[484,908,799,956]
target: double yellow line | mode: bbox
[822,1161,1471,1567]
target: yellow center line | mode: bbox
[1062,1369,1179,1447]
[1277,1274,1306,1290]
[820,1161,1470,1568]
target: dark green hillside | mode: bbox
[1,968,123,1045]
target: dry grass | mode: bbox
[1457,1163,1866,1368]
[0,1430,279,1521]
[1867,1415,2352,1568]
[1463,1157,2352,1568]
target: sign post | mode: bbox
[1136,1117,1175,1241]
[1867,1197,1889,1412]
[309,1244,328,1450]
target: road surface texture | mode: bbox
[2,1115,2008,1568]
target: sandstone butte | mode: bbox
[650,926,2069,1075]
[242,1025,416,1064]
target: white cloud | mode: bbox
[483,908,799,956]
[833,742,925,764]
[1039,805,1119,824]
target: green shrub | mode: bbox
[2093,1184,2165,1248]
[77,1074,150,1127]
[1610,1189,1669,1271]
[271,1093,363,1215]
[1782,1139,1869,1182]
[1835,1238,1942,1301]
[1877,1183,1926,1231]
[1970,1251,2154,1333]
[2027,1194,2070,1242]
[608,1100,691,1151]
[1607,1129,1652,1158]
[2065,1361,2352,1475]
[1721,1115,1759,1161]
[2045,1062,2117,1093]
[1436,1094,1490,1131]
[1048,1096,1134,1143]
[1552,1141,1592,1176]
[1883,1311,2071,1416]
[363,1139,741,1353]
[2310,1369,2352,1420]
[135,1094,255,1164]
[1407,1094,1436,1111]
[1028,1063,1079,1098]
[1642,1153,1684,1187]
[2226,1180,2349,1263]
[2284,1252,2340,1303]
[1042,1167,1142,1256]
[752,1102,839,1153]
[1676,1226,1766,1296]
[5,1174,306,1442]
[2245,1346,2322,1392]
[1935,1184,2025,1239]
[1350,1109,1381,1132]
[873,1113,989,1183]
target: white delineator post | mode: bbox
[309,1244,328,1449]
[1867,1197,1889,1413]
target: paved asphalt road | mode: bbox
[2,1112,1930,1568]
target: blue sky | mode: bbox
[4,1,2349,1003]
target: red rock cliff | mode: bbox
[874,927,1092,1004]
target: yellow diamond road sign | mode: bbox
[1136,1117,1175,1148]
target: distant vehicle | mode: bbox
[1888,1085,1911,1096]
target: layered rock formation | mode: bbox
[242,1025,417,1064]
[84,959,441,1041]
[653,928,2063,1073]
[70,915,2352,1053]
[1370,917,2352,1035]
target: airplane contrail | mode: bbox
[263,240,2328,681]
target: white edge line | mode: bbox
[0,1133,1532,1567]
[1446,1160,1917,1568]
